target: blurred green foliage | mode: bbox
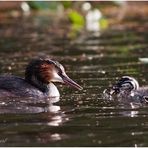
[68,10,85,34]
[28,1,73,10]
[28,1,59,10]
[68,10,85,37]
[27,1,108,34]
[99,17,108,29]
[61,1,72,9]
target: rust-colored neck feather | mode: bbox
[25,59,55,92]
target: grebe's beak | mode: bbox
[61,74,83,90]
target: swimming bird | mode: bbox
[0,58,82,99]
[104,76,148,104]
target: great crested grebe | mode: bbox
[0,58,83,98]
[104,76,148,104]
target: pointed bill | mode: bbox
[61,74,83,90]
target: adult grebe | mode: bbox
[104,76,148,104]
[0,58,83,98]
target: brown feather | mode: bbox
[38,63,55,83]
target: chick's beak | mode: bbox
[61,74,83,90]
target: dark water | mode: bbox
[0,11,148,147]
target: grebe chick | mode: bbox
[104,76,148,103]
[0,58,83,98]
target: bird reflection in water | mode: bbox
[34,97,69,144]
[37,132,68,144]
[0,95,69,144]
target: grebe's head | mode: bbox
[109,76,139,95]
[25,58,83,91]
[103,76,139,96]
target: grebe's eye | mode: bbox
[56,64,65,75]
[58,68,62,75]
[57,67,63,76]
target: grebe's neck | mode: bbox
[47,83,60,98]
[25,75,49,93]
[25,59,49,93]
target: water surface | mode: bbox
[0,10,148,147]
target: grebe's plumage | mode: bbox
[0,58,82,98]
[105,76,148,104]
